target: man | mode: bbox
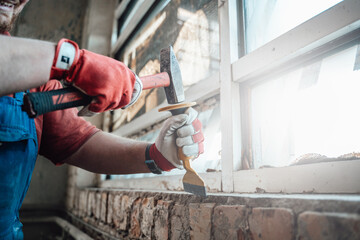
[0,0,204,239]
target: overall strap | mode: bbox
[14,92,24,103]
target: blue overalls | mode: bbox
[0,92,38,239]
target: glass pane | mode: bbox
[118,0,219,118]
[251,44,360,168]
[112,0,219,126]
[244,0,342,53]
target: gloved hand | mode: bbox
[148,107,204,171]
[122,72,142,109]
[50,38,142,114]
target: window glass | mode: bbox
[116,0,219,125]
[244,0,342,53]
[251,44,360,168]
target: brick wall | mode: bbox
[68,188,360,240]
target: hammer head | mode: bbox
[160,46,185,104]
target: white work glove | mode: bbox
[147,107,204,170]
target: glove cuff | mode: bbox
[50,38,79,80]
[122,72,143,109]
[147,144,176,172]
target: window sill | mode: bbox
[233,159,360,194]
[99,160,360,195]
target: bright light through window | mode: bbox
[244,0,343,53]
[251,44,360,168]
[107,106,222,180]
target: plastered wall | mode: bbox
[12,0,87,42]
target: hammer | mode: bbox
[22,47,185,118]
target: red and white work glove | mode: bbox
[50,38,142,115]
[147,108,204,171]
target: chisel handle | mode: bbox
[178,147,196,173]
[22,72,171,118]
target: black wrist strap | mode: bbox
[145,144,152,160]
[145,144,162,175]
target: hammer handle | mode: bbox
[141,72,170,90]
[22,72,171,118]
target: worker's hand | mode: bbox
[149,107,204,170]
[50,38,142,114]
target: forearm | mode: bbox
[64,131,151,174]
[0,35,55,96]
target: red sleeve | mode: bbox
[34,80,100,164]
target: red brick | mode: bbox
[87,191,96,218]
[154,200,172,240]
[106,193,115,224]
[100,192,108,223]
[141,197,155,239]
[249,207,294,240]
[112,194,122,228]
[95,192,102,220]
[130,198,142,238]
[113,194,136,230]
[298,211,360,240]
[213,205,247,240]
[78,190,88,218]
[189,203,215,240]
[171,204,189,240]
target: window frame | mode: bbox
[102,0,360,194]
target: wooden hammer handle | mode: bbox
[141,72,170,90]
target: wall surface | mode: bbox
[69,188,360,240]
[12,0,88,43]
[22,158,68,209]
[11,0,89,209]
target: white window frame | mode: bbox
[227,0,360,194]
[101,0,360,194]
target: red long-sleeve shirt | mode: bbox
[32,80,99,164]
